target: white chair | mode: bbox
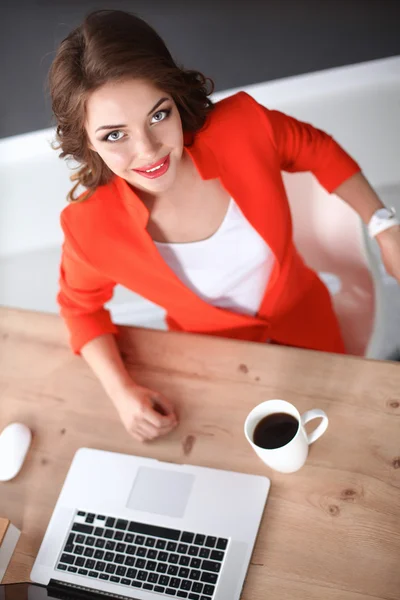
[282,172,385,357]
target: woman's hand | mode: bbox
[376,225,400,284]
[111,382,178,442]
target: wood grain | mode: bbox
[0,307,399,599]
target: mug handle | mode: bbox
[301,409,329,445]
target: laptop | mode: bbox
[30,448,270,600]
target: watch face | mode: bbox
[376,208,395,220]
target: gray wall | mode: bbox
[1,0,399,139]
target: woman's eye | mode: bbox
[106,130,124,142]
[151,109,170,124]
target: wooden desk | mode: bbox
[1,307,399,599]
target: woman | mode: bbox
[50,9,400,442]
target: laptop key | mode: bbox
[169,553,179,564]
[199,548,210,559]
[159,575,170,586]
[190,558,201,569]
[145,538,155,547]
[114,531,124,541]
[126,545,136,555]
[125,556,135,566]
[110,576,120,583]
[105,564,116,574]
[95,539,105,549]
[85,559,95,569]
[190,570,201,581]
[84,547,94,557]
[137,570,147,581]
[86,514,95,524]
[178,544,188,554]
[57,564,67,571]
[115,554,125,564]
[94,527,104,537]
[194,535,205,546]
[216,538,228,550]
[188,594,200,600]
[146,560,157,571]
[105,517,115,528]
[116,566,126,576]
[178,567,189,578]
[157,563,167,573]
[116,543,126,553]
[72,523,93,534]
[78,569,88,575]
[210,550,224,562]
[86,536,95,546]
[167,565,178,576]
[180,580,192,591]
[67,567,77,573]
[75,545,84,555]
[143,584,153,591]
[136,547,147,557]
[95,561,106,572]
[115,519,128,530]
[88,571,98,578]
[94,550,104,560]
[124,533,134,543]
[155,587,166,593]
[205,537,216,548]
[177,593,188,598]
[148,573,158,583]
[131,581,142,588]
[104,552,115,561]
[99,574,109,581]
[147,549,157,559]
[105,540,115,551]
[166,590,177,596]
[76,535,85,544]
[77,511,86,517]
[167,542,177,552]
[64,544,74,554]
[121,578,130,585]
[104,529,113,539]
[192,583,203,594]
[200,572,217,584]
[136,558,146,569]
[170,578,180,589]
[203,584,215,596]
[97,515,106,521]
[156,539,166,549]
[60,554,75,565]
[181,532,194,544]
[75,557,85,567]
[123,566,135,577]
[179,556,190,566]
[188,546,199,557]
[135,535,145,545]
[201,560,221,573]
[158,551,168,562]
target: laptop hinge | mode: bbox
[48,579,139,600]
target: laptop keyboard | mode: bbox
[56,510,229,599]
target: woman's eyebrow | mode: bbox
[95,97,170,133]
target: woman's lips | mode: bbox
[132,154,170,179]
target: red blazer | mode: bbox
[58,92,360,354]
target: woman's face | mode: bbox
[85,78,184,196]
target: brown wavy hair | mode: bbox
[48,9,214,202]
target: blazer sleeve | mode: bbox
[263,105,361,193]
[57,212,118,354]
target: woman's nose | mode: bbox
[132,129,161,161]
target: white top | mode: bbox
[154,198,275,316]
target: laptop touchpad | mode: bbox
[126,467,195,518]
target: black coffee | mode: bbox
[253,412,299,449]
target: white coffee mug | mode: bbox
[244,399,329,473]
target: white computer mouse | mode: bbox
[0,422,32,482]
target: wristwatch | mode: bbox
[367,207,400,238]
